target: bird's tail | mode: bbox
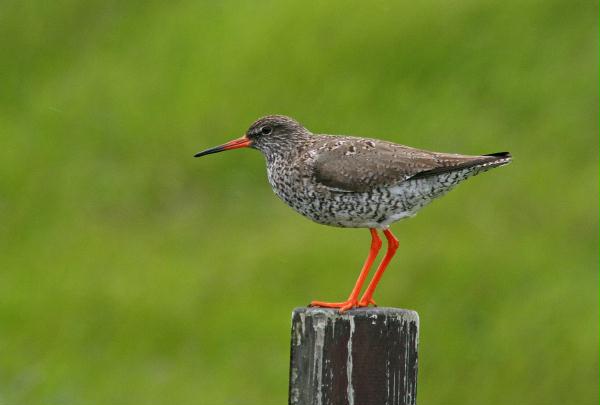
[480,151,512,169]
[412,151,512,179]
[483,151,512,164]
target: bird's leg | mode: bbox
[359,228,399,307]
[310,228,382,313]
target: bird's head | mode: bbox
[194,115,310,159]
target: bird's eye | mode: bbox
[261,126,272,135]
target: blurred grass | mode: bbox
[0,0,598,404]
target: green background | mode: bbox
[1,0,598,404]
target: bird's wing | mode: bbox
[312,137,507,193]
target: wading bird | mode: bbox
[195,115,511,312]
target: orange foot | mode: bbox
[358,297,377,307]
[310,299,359,313]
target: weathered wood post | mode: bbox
[288,307,419,405]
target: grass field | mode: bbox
[1,0,598,404]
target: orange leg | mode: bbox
[359,228,399,307]
[310,228,382,313]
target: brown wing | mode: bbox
[312,136,509,193]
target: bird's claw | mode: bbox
[358,297,377,307]
[309,299,360,313]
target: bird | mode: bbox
[195,115,511,312]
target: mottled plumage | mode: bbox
[194,114,511,311]
[243,115,511,229]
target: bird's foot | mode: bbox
[310,299,359,313]
[358,297,377,307]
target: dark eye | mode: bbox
[261,126,272,135]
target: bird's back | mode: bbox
[266,134,511,229]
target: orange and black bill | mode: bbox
[194,136,252,157]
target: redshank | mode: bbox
[195,115,511,312]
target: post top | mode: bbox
[292,306,419,324]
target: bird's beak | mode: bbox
[194,135,252,158]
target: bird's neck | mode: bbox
[257,134,312,163]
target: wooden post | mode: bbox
[288,307,419,405]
